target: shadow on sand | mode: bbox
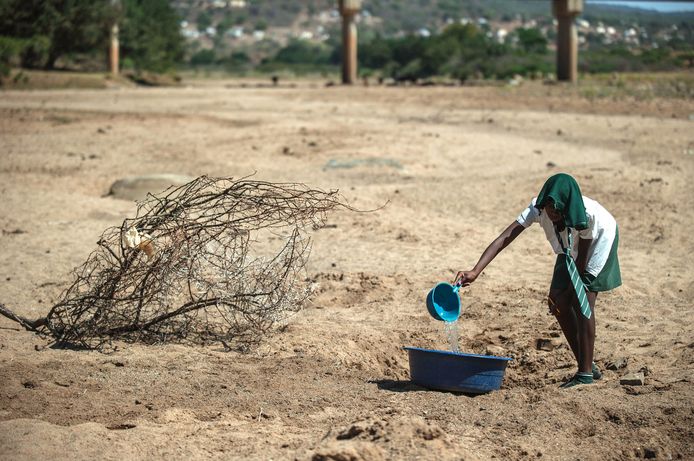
[370,379,482,397]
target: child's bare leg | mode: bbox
[549,288,580,364]
[574,291,597,374]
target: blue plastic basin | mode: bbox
[404,347,512,394]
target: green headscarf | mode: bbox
[535,173,588,231]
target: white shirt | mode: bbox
[516,196,617,276]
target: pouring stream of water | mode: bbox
[443,321,460,353]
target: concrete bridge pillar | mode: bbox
[110,23,119,76]
[553,0,583,82]
[110,0,120,76]
[339,0,361,84]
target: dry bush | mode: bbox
[0,176,349,350]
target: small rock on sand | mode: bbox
[109,174,194,201]
[536,338,561,351]
[485,345,506,356]
[311,442,385,461]
[606,357,628,370]
[620,372,645,386]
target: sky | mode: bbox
[587,1,694,12]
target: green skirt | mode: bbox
[551,227,622,293]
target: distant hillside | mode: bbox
[171,0,693,74]
[171,0,694,35]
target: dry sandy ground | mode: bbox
[0,79,692,460]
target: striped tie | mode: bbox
[559,230,592,319]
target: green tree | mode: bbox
[0,0,183,73]
[359,36,393,69]
[197,11,212,32]
[0,0,115,69]
[224,51,251,72]
[217,12,242,35]
[190,49,216,66]
[0,36,27,76]
[516,28,548,54]
[120,0,184,72]
[423,24,489,77]
[229,51,250,64]
[273,39,331,65]
[255,20,268,32]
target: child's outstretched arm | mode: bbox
[454,221,525,286]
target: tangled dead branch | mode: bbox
[0,176,349,350]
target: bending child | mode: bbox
[454,173,621,388]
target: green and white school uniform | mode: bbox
[516,196,622,293]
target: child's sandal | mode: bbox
[560,372,594,388]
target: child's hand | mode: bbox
[453,270,478,287]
